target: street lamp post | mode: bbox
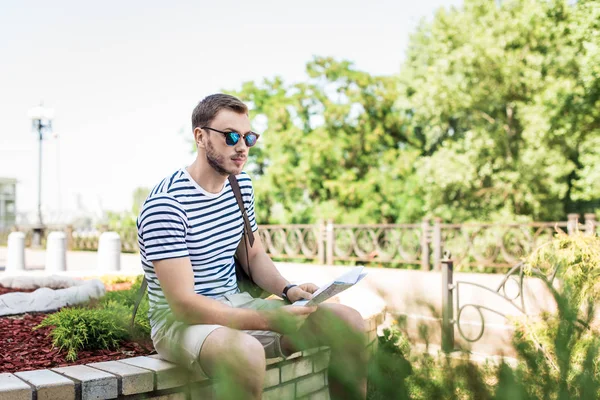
[28,104,54,248]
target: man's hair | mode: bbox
[191,94,248,131]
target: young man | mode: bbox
[137,94,367,400]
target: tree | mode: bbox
[401,0,600,221]
[220,0,600,224]
[231,57,421,224]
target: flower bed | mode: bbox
[0,275,153,375]
[0,274,387,399]
[0,312,152,374]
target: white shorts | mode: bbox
[151,292,287,378]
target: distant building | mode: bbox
[0,178,17,231]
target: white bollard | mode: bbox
[98,232,121,272]
[6,232,26,272]
[46,231,67,272]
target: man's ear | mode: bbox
[194,127,205,149]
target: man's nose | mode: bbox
[234,138,248,150]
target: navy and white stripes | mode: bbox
[137,168,258,335]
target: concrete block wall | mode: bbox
[0,350,329,400]
[0,312,383,400]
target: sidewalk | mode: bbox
[0,247,143,274]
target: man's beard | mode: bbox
[206,138,236,176]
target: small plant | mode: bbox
[99,274,151,338]
[515,231,600,399]
[367,229,600,399]
[36,275,151,361]
[35,303,130,361]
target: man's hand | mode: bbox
[287,283,319,303]
[265,305,317,334]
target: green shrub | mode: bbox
[35,303,130,361]
[366,231,600,399]
[98,274,151,339]
[36,274,151,361]
[515,231,600,399]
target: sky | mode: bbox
[0,0,462,223]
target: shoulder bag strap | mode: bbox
[130,275,148,331]
[228,174,256,283]
[228,174,255,247]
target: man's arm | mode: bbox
[237,233,317,302]
[153,256,315,331]
[153,257,269,329]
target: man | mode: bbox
[137,94,367,399]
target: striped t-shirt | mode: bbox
[137,168,258,335]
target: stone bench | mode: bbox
[0,312,384,400]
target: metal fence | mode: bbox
[1,213,597,271]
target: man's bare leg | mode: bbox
[199,327,266,400]
[281,303,368,400]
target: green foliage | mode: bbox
[99,274,151,338]
[368,327,502,400]
[230,57,415,224]
[526,231,600,305]
[368,328,413,400]
[35,304,130,361]
[367,232,600,399]
[515,231,600,399]
[105,186,150,231]
[402,0,600,222]
[222,0,600,225]
[36,275,150,361]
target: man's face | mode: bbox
[201,109,252,176]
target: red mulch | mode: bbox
[0,310,154,374]
[0,286,37,295]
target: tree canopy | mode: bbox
[227,0,599,224]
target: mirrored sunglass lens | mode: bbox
[245,134,258,147]
[225,132,240,146]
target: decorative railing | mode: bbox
[331,224,423,265]
[1,213,597,271]
[258,224,321,261]
[438,221,570,269]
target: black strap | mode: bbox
[228,175,255,247]
[130,174,256,330]
[228,175,255,281]
[130,275,147,331]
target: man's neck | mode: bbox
[186,157,227,194]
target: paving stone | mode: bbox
[144,393,187,400]
[52,365,117,400]
[118,356,189,390]
[296,373,325,398]
[262,383,295,400]
[263,367,280,388]
[306,387,330,400]
[14,370,75,400]
[147,354,209,384]
[281,358,313,382]
[312,349,331,373]
[0,373,32,400]
[88,360,153,395]
[265,356,284,366]
[301,347,321,357]
[284,351,302,361]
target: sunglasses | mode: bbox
[201,126,260,147]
